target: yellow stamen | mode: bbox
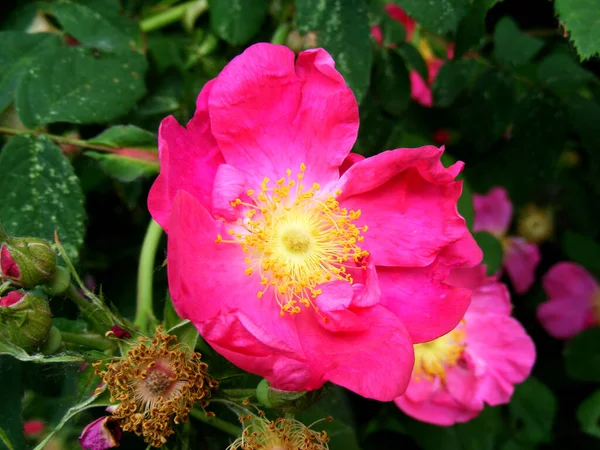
[413,325,466,382]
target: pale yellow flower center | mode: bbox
[413,326,466,381]
[216,164,369,318]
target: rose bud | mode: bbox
[79,417,122,450]
[0,290,52,352]
[1,237,57,288]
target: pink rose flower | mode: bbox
[395,265,536,425]
[473,186,541,294]
[537,262,600,339]
[148,43,481,401]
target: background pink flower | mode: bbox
[148,43,481,401]
[537,262,600,339]
[394,266,536,425]
[473,186,541,294]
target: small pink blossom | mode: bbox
[148,43,481,401]
[23,419,45,438]
[473,186,540,294]
[537,262,600,339]
[394,265,536,425]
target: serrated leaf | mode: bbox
[433,59,481,107]
[50,0,141,52]
[297,0,373,103]
[0,31,61,112]
[494,17,544,67]
[509,377,556,444]
[0,357,24,450]
[473,231,503,275]
[393,0,470,34]
[537,53,593,96]
[395,43,428,81]
[0,135,85,259]
[0,339,84,364]
[562,231,600,277]
[16,46,147,127]
[373,49,410,115]
[564,327,600,383]
[577,390,600,438]
[209,0,267,45]
[555,0,600,59]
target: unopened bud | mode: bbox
[0,290,52,352]
[1,238,57,288]
[79,416,122,450]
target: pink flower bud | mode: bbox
[24,419,45,438]
[1,238,57,289]
[79,417,122,450]
[105,325,131,340]
[0,290,52,352]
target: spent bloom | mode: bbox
[473,186,541,294]
[148,43,481,401]
[94,327,217,447]
[395,265,536,425]
[227,413,330,450]
[537,262,600,339]
[79,416,122,450]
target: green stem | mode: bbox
[140,1,205,32]
[64,284,110,332]
[271,23,291,45]
[61,332,114,351]
[134,220,163,332]
[0,126,142,154]
[190,409,241,437]
[221,388,257,400]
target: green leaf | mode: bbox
[509,377,557,445]
[395,43,428,81]
[0,357,24,450]
[168,320,200,351]
[458,179,475,229]
[0,135,85,259]
[86,151,159,182]
[537,53,594,96]
[0,31,61,112]
[16,46,147,127]
[494,17,544,67]
[50,0,141,52]
[392,0,470,34]
[577,390,600,438]
[473,231,503,275]
[373,49,410,115]
[455,0,489,59]
[0,339,84,364]
[296,0,373,103]
[555,0,600,59]
[209,0,268,45]
[89,125,157,148]
[567,96,600,160]
[565,327,600,383]
[433,59,481,107]
[562,231,600,277]
[380,13,407,45]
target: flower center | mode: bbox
[216,164,369,318]
[144,368,172,396]
[413,326,466,381]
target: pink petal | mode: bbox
[537,262,599,339]
[464,313,536,406]
[377,264,472,343]
[339,152,365,175]
[208,44,358,190]
[371,25,384,46]
[467,275,513,316]
[337,146,469,268]
[384,4,416,41]
[148,80,224,232]
[410,70,433,107]
[503,237,540,294]
[472,186,512,236]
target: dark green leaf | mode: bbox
[392,0,470,34]
[380,13,407,45]
[395,43,428,81]
[567,96,600,161]
[373,49,410,115]
[86,151,159,182]
[297,0,373,102]
[577,390,600,438]
[494,17,544,67]
[555,0,600,59]
[0,339,84,364]
[0,135,85,259]
[433,59,481,107]
[459,179,475,229]
[509,377,556,444]
[455,0,489,59]
[50,0,141,52]
[88,125,157,149]
[473,232,503,275]
[168,320,199,351]
[16,46,147,127]
[562,231,600,277]
[0,31,61,112]
[209,0,268,45]
[564,327,600,383]
[0,357,24,450]
[537,53,594,95]
[353,96,396,157]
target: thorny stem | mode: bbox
[0,126,147,154]
[60,332,114,351]
[140,0,207,32]
[190,409,241,437]
[134,219,163,333]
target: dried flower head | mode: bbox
[227,412,330,450]
[94,327,217,447]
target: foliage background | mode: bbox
[0,0,599,449]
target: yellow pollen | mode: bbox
[413,325,466,382]
[216,164,369,317]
